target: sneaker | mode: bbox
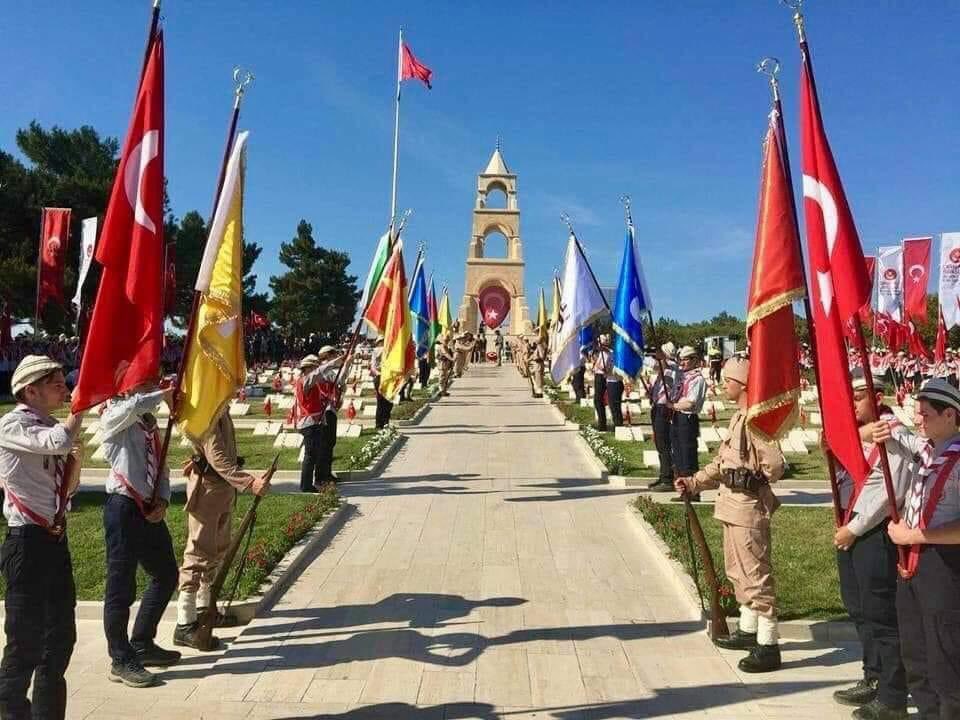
[173,622,224,651]
[851,699,909,720]
[132,641,181,667]
[738,643,781,673]
[108,659,157,688]
[834,678,878,707]
[714,629,757,650]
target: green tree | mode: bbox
[0,123,118,329]
[269,220,358,341]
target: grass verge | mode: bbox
[0,484,340,601]
[633,495,845,620]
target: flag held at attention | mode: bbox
[799,44,871,483]
[612,222,651,383]
[745,117,805,441]
[178,131,250,443]
[72,32,165,413]
[37,208,72,315]
[363,243,415,401]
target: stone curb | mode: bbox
[339,432,407,482]
[396,401,432,427]
[624,506,858,642]
[33,502,354,623]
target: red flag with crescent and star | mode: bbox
[400,42,432,89]
[72,31,164,412]
[902,236,932,322]
[799,46,870,483]
[37,207,72,315]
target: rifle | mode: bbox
[193,452,279,650]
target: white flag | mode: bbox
[72,217,98,313]
[550,234,609,383]
[940,233,960,328]
[876,245,903,322]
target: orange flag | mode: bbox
[745,114,806,440]
[363,243,415,400]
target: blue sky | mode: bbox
[3,2,959,323]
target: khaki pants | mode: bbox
[722,521,776,618]
[179,475,235,594]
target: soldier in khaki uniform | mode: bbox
[675,356,785,673]
[174,410,270,649]
[528,337,547,398]
[437,334,455,396]
[453,331,474,377]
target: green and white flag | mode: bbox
[359,228,393,312]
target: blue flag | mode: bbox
[579,326,594,355]
[612,223,651,380]
[408,253,431,359]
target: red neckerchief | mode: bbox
[901,438,960,578]
[843,409,900,525]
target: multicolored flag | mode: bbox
[427,277,441,349]
[178,131,249,443]
[359,228,392,313]
[939,233,960,329]
[745,114,805,440]
[876,245,904,323]
[72,31,164,412]
[612,222,651,382]
[799,36,871,483]
[363,243,415,400]
[37,208,71,315]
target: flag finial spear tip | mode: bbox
[779,0,805,42]
[756,57,781,102]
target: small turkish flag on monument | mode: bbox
[72,31,164,412]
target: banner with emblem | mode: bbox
[902,236,932,322]
[37,207,71,315]
[876,245,904,322]
[71,216,98,314]
[939,232,960,329]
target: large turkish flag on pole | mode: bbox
[72,32,164,412]
[37,208,71,314]
[799,49,870,483]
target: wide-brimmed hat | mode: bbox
[678,346,698,360]
[299,354,320,369]
[11,355,63,396]
[318,345,337,356]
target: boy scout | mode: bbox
[0,356,83,719]
[675,356,785,673]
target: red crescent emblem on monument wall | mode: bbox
[883,268,897,281]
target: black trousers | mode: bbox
[301,415,337,489]
[607,379,624,427]
[670,412,700,476]
[651,404,674,482]
[836,520,906,708]
[0,528,76,720]
[373,374,393,429]
[418,358,430,388]
[593,375,608,430]
[572,366,586,402]
[103,494,178,663]
[710,361,722,385]
[897,545,960,720]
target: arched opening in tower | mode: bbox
[480,230,509,259]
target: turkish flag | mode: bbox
[858,256,875,323]
[935,309,948,363]
[400,42,432,89]
[745,117,805,440]
[902,236,932,322]
[907,320,932,361]
[72,32,164,412]
[38,208,72,314]
[799,49,870,483]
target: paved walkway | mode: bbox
[72,365,865,719]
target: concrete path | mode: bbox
[71,365,866,719]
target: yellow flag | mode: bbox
[438,289,452,334]
[537,287,548,342]
[550,276,561,328]
[179,132,249,443]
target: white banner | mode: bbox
[940,232,960,328]
[72,217,98,313]
[876,245,903,322]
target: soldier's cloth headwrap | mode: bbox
[722,356,749,385]
[11,355,63,396]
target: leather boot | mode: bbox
[738,644,781,673]
[833,678,878,707]
[851,699,908,720]
[173,622,225,651]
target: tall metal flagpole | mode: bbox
[758,57,843,526]
[389,28,403,227]
[150,68,254,509]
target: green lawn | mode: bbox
[0,485,340,601]
[82,428,376,472]
[634,496,844,620]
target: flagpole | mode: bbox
[150,68,252,509]
[34,211,44,335]
[785,6,907,566]
[140,1,162,83]
[389,28,403,227]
